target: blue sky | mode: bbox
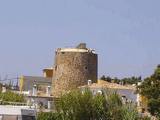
[0,0,160,79]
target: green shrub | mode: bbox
[38,89,144,120]
[0,91,25,103]
[37,112,61,120]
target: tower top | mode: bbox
[76,43,87,49]
[56,43,96,54]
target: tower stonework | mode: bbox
[52,43,98,97]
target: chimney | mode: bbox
[88,80,92,86]
[2,84,6,93]
[32,84,37,96]
[46,85,51,96]
[76,43,87,49]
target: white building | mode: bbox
[0,105,36,120]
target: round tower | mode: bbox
[52,43,98,97]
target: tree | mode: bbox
[106,76,112,82]
[38,89,141,120]
[55,89,108,120]
[121,76,142,85]
[100,75,112,82]
[138,65,160,117]
[100,75,141,85]
[113,77,120,84]
[100,75,106,81]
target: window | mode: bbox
[22,115,36,120]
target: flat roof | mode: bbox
[57,48,96,54]
[0,105,36,116]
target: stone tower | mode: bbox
[52,43,98,97]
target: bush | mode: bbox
[38,89,144,120]
[0,91,25,103]
[55,89,107,120]
[37,112,61,120]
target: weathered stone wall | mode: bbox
[52,50,97,97]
